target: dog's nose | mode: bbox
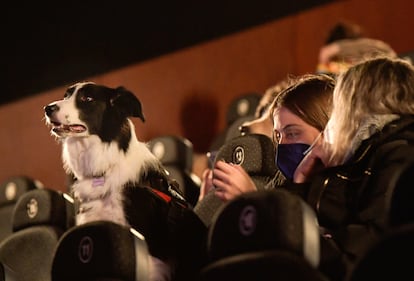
[44,104,59,116]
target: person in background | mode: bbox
[316,21,397,76]
[324,20,364,43]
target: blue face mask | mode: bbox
[276,143,310,180]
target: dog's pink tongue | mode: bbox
[69,125,86,133]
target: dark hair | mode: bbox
[270,74,335,132]
[324,21,363,44]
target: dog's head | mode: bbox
[44,82,145,141]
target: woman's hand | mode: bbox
[198,168,214,202]
[294,143,327,183]
[212,160,257,202]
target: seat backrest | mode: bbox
[206,189,320,266]
[148,135,201,206]
[195,134,277,228]
[213,134,277,190]
[199,189,324,281]
[51,220,151,281]
[0,176,42,242]
[209,92,261,152]
[199,251,329,281]
[0,188,75,281]
[225,92,261,127]
[223,115,255,144]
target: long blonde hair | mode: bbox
[325,56,414,165]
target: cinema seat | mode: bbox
[52,220,151,281]
[0,176,42,242]
[148,135,201,207]
[199,189,327,281]
[225,92,262,128]
[209,92,261,152]
[213,133,277,190]
[0,188,75,281]
[195,134,277,228]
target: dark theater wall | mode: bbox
[3,1,334,105]
[1,0,414,191]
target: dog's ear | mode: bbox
[111,87,145,122]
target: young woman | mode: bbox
[204,73,335,202]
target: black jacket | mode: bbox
[280,115,414,280]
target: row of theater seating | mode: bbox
[0,129,279,280]
[1,176,413,281]
[0,184,75,281]
[0,181,153,281]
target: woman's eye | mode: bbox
[286,131,300,140]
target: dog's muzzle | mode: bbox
[44,103,87,136]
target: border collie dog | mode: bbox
[44,81,179,281]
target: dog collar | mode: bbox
[92,176,105,187]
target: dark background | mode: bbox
[3,1,334,105]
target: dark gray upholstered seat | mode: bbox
[199,189,327,281]
[209,92,261,152]
[52,220,151,281]
[0,176,42,242]
[199,251,329,281]
[212,133,276,190]
[148,135,201,207]
[195,133,277,228]
[0,188,75,281]
[225,92,261,128]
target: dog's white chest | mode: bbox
[72,177,128,226]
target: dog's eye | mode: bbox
[80,95,94,102]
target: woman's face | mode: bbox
[273,106,321,145]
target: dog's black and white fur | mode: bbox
[44,81,178,281]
